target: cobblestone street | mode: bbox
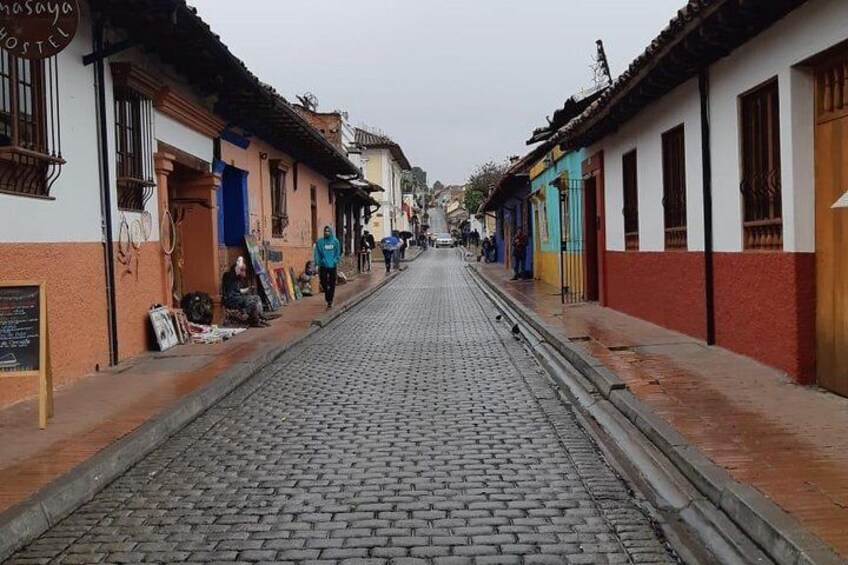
[6,252,675,565]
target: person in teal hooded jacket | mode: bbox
[313,225,342,307]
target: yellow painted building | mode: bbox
[528,146,586,297]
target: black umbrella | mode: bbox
[399,231,414,240]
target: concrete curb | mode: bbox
[0,274,403,562]
[468,265,842,565]
[311,270,400,328]
[401,247,426,263]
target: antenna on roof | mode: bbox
[297,92,319,111]
[592,40,612,88]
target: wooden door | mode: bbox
[582,151,606,303]
[815,58,848,397]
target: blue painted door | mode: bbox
[219,165,250,247]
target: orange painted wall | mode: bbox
[113,241,168,362]
[0,243,111,407]
[219,139,335,280]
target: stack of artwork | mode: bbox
[273,266,309,303]
[244,236,281,311]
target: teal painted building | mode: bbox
[529,147,586,290]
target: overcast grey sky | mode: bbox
[193,1,684,185]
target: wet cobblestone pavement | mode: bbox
[6,252,675,564]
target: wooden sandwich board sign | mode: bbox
[0,282,53,428]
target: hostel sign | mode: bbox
[0,0,79,60]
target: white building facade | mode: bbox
[567,0,848,395]
[356,128,412,238]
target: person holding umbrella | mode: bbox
[399,230,413,260]
[360,230,374,272]
[380,231,401,273]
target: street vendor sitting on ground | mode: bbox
[221,257,269,327]
[298,260,317,296]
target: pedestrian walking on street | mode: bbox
[511,228,528,280]
[314,225,341,308]
[360,230,374,272]
[380,232,401,274]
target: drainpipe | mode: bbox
[92,19,119,365]
[699,69,716,346]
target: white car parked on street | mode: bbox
[435,233,455,248]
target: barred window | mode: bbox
[662,125,687,250]
[534,194,549,245]
[740,79,782,250]
[114,87,155,212]
[622,150,639,251]
[0,51,64,198]
[270,160,288,237]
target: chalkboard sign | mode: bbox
[0,284,42,374]
[0,281,53,428]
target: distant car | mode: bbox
[435,233,455,248]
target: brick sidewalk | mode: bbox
[477,263,848,557]
[0,270,389,515]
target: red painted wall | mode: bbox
[606,251,707,340]
[714,252,816,384]
[604,250,816,384]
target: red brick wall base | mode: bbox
[714,252,816,384]
[606,251,707,340]
[605,251,816,384]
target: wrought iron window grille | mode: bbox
[661,125,687,250]
[740,79,782,251]
[0,50,65,199]
[622,150,639,251]
[114,87,155,212]
[270,160,289,237]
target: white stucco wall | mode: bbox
[0,11,217,245]
[599,0,848,254]
[154,113,214,163]
[0,23,103,243]
[600,77,704,252]
[363,148,394,238]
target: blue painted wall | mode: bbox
[494,196,532,272]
